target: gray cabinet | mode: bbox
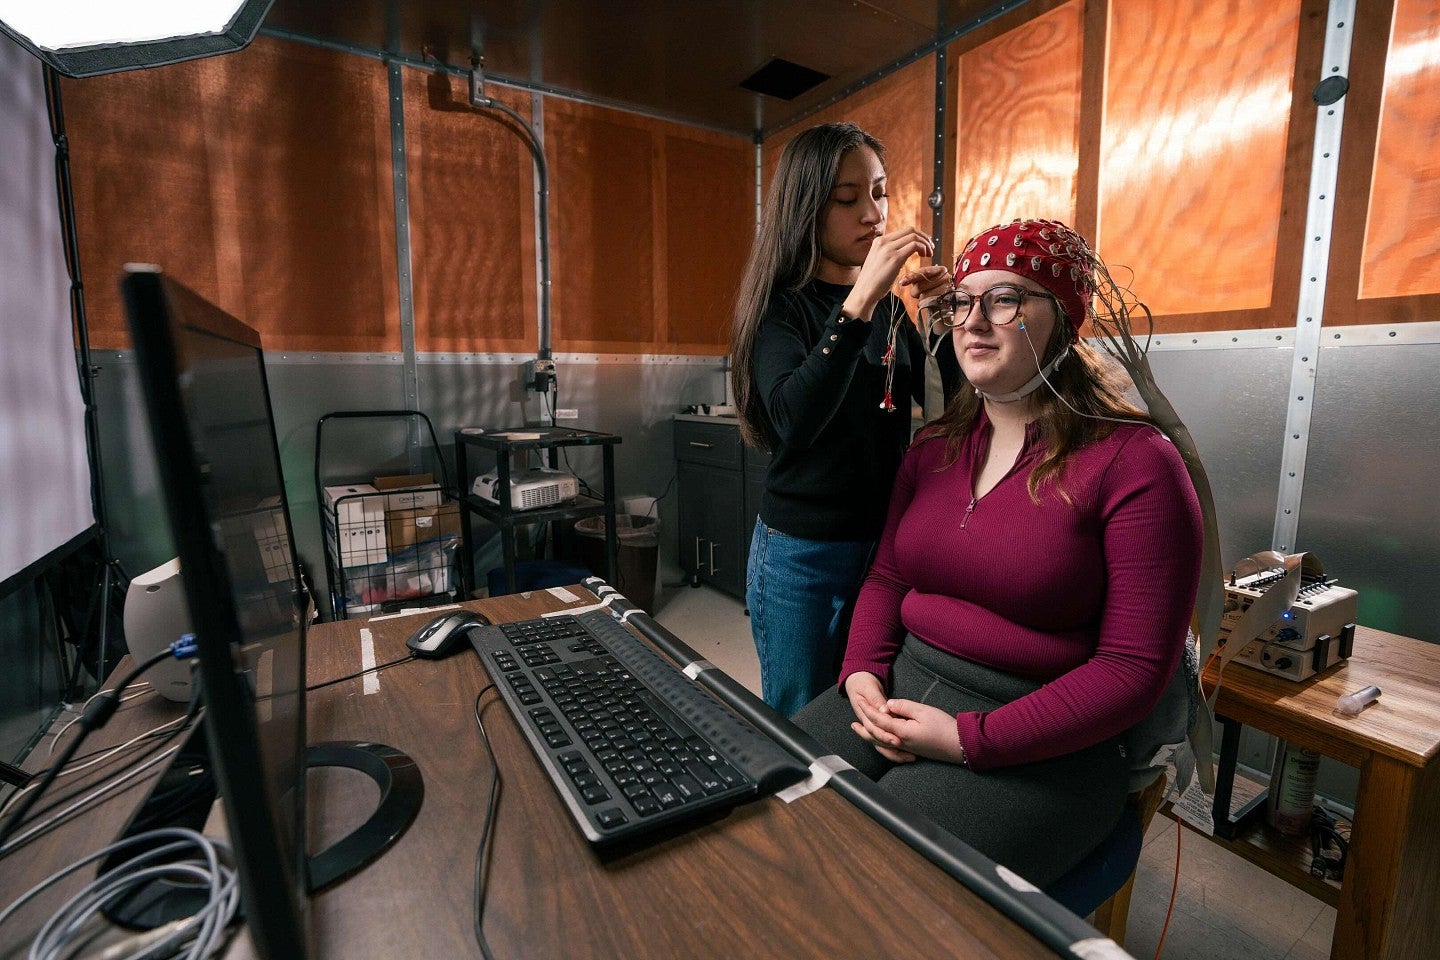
[674,417,765,599]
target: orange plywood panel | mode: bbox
[1361,0,1440,300]
[62,60,229,350]
[219,37,399,352]
[1099,0,1300,317]
[663,130,753,351]
[405,71,536,353]
[546,99,656,349]
[951,2,1083,254]
[761,56,936,316]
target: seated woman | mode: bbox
[792,218,1203,887]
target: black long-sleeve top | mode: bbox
[752,278,956,541]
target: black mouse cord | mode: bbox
[472,684,502,960]
[305,654,417,692]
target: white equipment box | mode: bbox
[1221,572,1358,681]
[473,467,579,511]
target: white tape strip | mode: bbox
[369,603,460,623]
[359,628,379,695]
[682,659,715,679]
[1069,938,1131,959]
[995,865,1040,893]
[776,754,854,803]
[547,586,579,602]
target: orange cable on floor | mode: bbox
[1153,814,1182,959]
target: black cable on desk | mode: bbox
[306,653,417,692]
[471,684,502,960]
[9,696,201,839]
[0,646,176,855]
[579,577,1116,960]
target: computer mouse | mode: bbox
[405,610,489,659]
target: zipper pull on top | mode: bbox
[961,497,977,529]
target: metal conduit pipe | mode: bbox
[469,56,553,362]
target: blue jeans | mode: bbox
[745,518,875,717]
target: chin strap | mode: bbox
[975,345,1070,403]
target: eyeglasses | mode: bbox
[927,285,1060,336]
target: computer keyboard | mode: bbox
[467,609,809,845]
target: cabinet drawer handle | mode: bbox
[708,541,718,576]
[694,536,704,571]
[688,441,714,449]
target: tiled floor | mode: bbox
[651,582,1337,960]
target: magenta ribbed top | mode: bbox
[840,410,1203,770]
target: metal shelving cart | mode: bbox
[315,410,459,619]
[454,427,621,597]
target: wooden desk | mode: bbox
[1198,626,1440,960]
[2,587,1078,959]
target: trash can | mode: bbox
[486,559,593,598]
[573,514,658,612]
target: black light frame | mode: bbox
[0,0,273,78]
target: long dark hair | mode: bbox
[919,311,1154,502]
[730,122,885,450]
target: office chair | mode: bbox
[1045,770,1170,945]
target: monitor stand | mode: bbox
[101,733,422,927]
[304,740,423,892]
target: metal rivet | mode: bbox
[830,334,838,341]
[822,347,831,355]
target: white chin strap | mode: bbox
[975,345,1070,403]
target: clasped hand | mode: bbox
[844,672,965,765]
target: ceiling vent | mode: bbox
[740,57,830,101]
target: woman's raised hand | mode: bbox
[842,227,935,321]
[899,263,952,302]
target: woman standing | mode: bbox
[730,122,954,716]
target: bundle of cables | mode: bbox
[0,828,239,959]
[0,636,240,957]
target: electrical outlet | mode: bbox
[555,408,579,420]
[521,358,556,392]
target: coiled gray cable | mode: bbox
[0,828,239,960]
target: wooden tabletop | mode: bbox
[298,588,1060,959]
[0,587,1066,958]
[1206,625,1440,768]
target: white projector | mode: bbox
[473,467,579,510]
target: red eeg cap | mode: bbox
[954,219,1096,339]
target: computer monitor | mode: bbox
[121,267,420,957]
[123,266,309,956]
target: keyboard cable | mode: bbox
[306,653,417,692]
[471,684,503,960]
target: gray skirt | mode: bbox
[791,634,1128,888]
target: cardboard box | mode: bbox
[373,473,442,512]
[385,501,461,550]
[322,484,388,567]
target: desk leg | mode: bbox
[1333,755,1440,960]
[1212,716,1268,840]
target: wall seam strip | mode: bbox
[387,61,420,419]
[1273,0,1356,553]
